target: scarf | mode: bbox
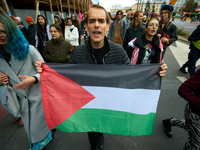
[161,19,169,24]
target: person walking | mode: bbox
[35,15,52,60]
[123,11,144,52]
[43,24,72,63]
[65,18,79,47]
[0,7,52,150]
[26,16,36,46]
[162,68,200,149]
[179,25,200,76]
[128,18,163,64]
[36,4,168,150]
[158,5,178,57]
[108,10,127,45]
[122,13,130,28]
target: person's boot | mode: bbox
[13,117,20,123]
[19,118,23,126]
[179,67,187,74]
[162,119,173,138]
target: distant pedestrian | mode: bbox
[123,11,144,51]
[122,13,130,28]
[179,25,200,76]
[162,68,200,149]
[81,12,88,43]
[14,16,28,40]
[26,16,36,46]
[54,11,65,37]
[65,18,79,47]
[71,13,81,44]
[35,15,52,60]
[141,15,147,27]
[158,5,178,57]
[108,10,127,45]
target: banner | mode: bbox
[40,63,161,136]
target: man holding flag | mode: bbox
[36,4,167,150]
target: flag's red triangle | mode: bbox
[40,64,95,129]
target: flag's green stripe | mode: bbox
[54,109,156,136]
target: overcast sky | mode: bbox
[98,0,137,11]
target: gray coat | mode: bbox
[0,45,50,143]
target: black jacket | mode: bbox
[188,25,200,50]
[27,24,36,45]
[123,24,145,51]
[68,37,130,65]
[158,20,178,48]
[133,35,162,64]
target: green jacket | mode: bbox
[43,36,72,63]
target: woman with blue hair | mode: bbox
[0,7,52,150]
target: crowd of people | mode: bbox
[0,2,199,150]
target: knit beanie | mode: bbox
[67,18,73,22]
[26,16,33,22]
[14,17,21,22]
[54,14,61,22]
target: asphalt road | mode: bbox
[173,19,199,33]
[0,40,200,150]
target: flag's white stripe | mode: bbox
[82,86,160,115]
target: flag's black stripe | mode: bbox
[46,63,161,90]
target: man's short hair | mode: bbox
[85,4,110,24]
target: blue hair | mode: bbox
[0,8,29,61]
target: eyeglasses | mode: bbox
[50,31,58,33]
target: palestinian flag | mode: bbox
[40,63,161,136]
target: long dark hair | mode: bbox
[71,13,80,29]
[36,15,48,35]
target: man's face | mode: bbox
[85,8,109,48]
[136,13,143,23]
[161,10,169,20]
[154,13,159,20]
[127,14,130,19]
[116,12,123,20]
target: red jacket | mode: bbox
[178,69,200,114]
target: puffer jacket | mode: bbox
[127,34,163,65]
[43,36,72,63]
[68,36,130,65]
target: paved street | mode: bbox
[173,19,200,33]
[0,40,200,150]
